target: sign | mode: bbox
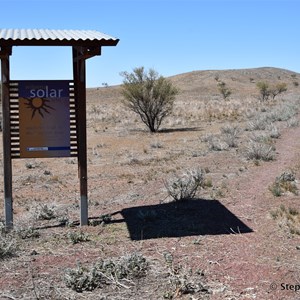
[18,80,70,158]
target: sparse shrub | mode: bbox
[287,117,299,128]
[271,205,300,235]
[244,140,275,161]
[89,214,112,226]
[68,231,90,244]
[165,169,205,201]
[0,232,17,259]
[99,214,112,224]
[293,81,299,87]
[266,123,280,139]
[221,124,240,148]
[268,103,298,122]
[220,124,240,136]
[16,227,40,239]
[150,140,163,148]
[269,182,283,197]
[278,171,296,182]
[163,251,209,298]
[64,262,99,292]
[202,177,213,188]
[64,253,149,292]
[35,204,56,220]
[246,116,269,131]
[120,67,179,132]
[269,171,298,197]
[249,132,272,144]
[205,135,229,151]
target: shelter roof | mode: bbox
[0,29,119,46]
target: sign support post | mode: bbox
[1,46,13,229]
[73,46,88,226]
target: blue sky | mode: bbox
[1,0,299,87]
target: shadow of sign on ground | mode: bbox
[118,199,253,240]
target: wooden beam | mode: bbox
[73,46,88,226]
[1,48,13,229]
[0,46,12,59]
[73,47,101,61]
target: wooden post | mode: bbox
[72,46,88,226]
[1,47,13,229]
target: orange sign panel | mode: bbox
[18,81,70,158]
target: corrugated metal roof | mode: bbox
[0,29,119,46]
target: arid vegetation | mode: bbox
[0,67,300,299]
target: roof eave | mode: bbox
[0,39,119,47]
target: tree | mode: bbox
[256,81,270,101]
[269,83,287,99]
[120,67,179,132]
[217,81,232,100]
[257,81,288,101]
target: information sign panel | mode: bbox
[18,80,70,158]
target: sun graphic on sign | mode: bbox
[24,97,55,119]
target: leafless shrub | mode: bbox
[165,169,205,201]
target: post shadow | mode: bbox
[117,198,253,240]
